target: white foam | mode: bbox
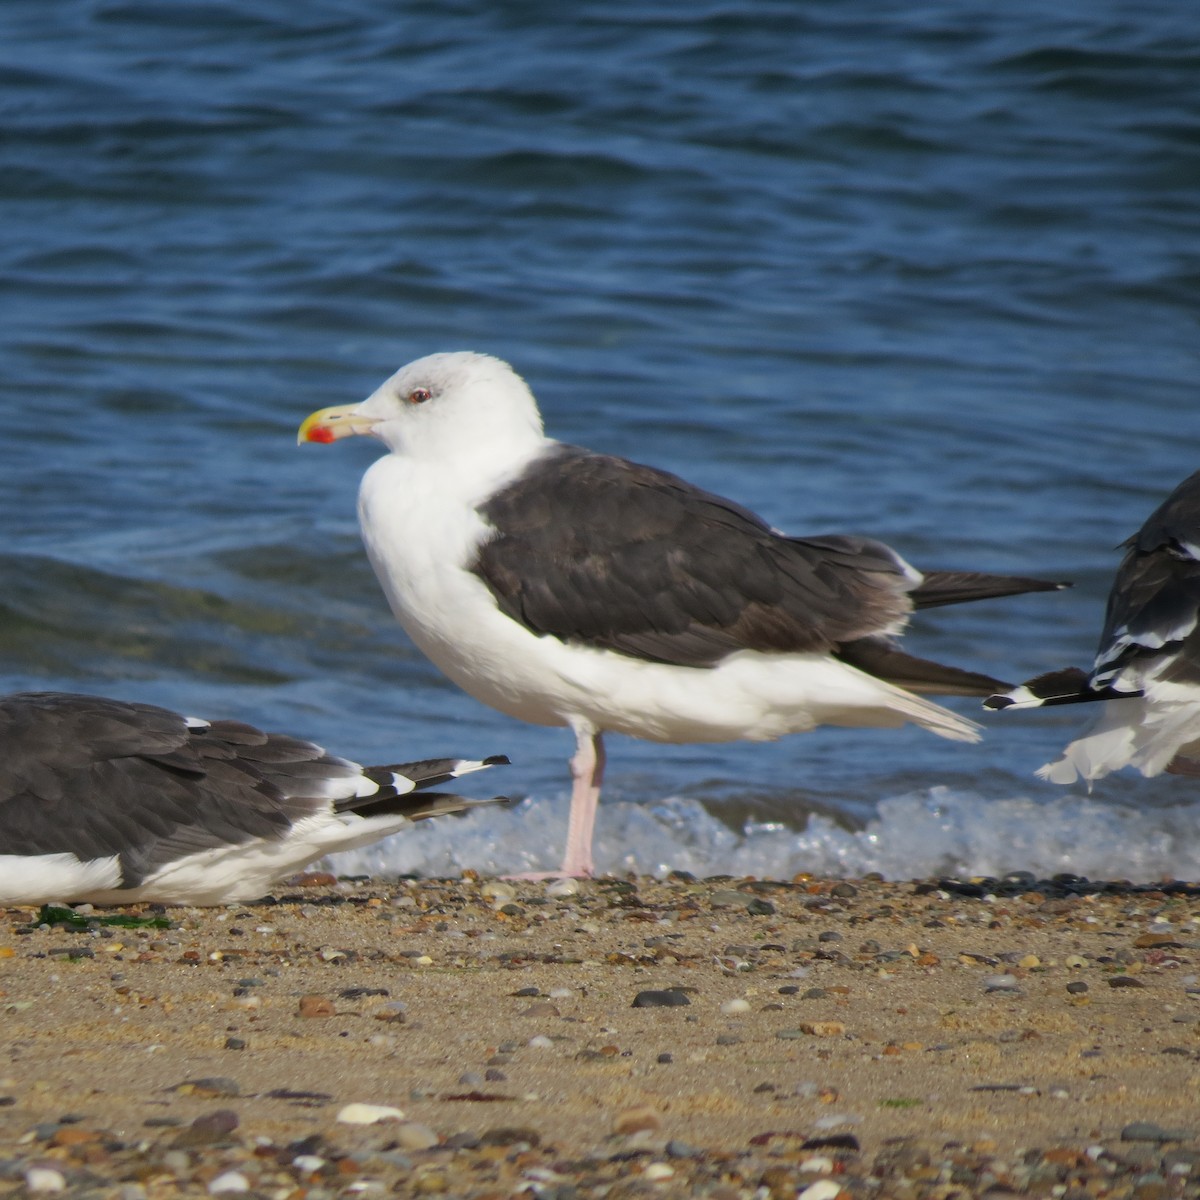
[329,785,1200,884]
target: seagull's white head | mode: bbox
[298,351,545,465]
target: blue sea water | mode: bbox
[2,0,1199,880]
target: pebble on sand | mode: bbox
[798,1180,844,1200]
[613,1106,662,1135]
[632,989,691,1008]
[24,1167,67,1194]
[207,1170,250,1194]
[336,1103,407,1125]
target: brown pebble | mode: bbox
[412,1172,448,1195]
[478,1126,541,1147]
[613,1105,662,1135]
[1134,934,1183,949]
[298,994,337,1018]
[49,1127,102,1147]
[169,1109,239,1148]
[1044,1147,1085,1166]
[171,1076,240,1098]
[759,1164,800,1196]
[799,1021,846,1037]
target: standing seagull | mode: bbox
[300,351,1063,878]
[0,691,508,906]
[986,470,1200,783]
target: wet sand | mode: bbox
[3,872,1199,1197]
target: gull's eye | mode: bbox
[408,387,432,405]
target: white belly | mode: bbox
[357,457,979,746]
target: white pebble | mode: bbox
[481,882,516,906]
[24,1168,66,1194]
[336,1102,406,1125]
[528,1035,554,1049]
[292,1155,325,1174]
[208,1171,250,1194]
[546,878,580,897]
[392,1122,440,1151]
[642,1162,675,1181]
[813,1112,862,1129]
[982,973,1020,991]
[798,1180,843,1200]
[799,1155,834,1173]
[548,987,573,999]
[720,998,751,1014]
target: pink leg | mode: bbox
[560,724,605,877]
[504,722,604,881]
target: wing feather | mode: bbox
[471,446,914,667]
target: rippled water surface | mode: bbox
[3,1,1199,877]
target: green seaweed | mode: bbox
[38,904,172,930]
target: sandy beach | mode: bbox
[3,871,1199,1197]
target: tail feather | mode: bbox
[369,754,511,795]
[349,792,512,823]
[334,755,509,815]
[912,571,1069,610]
[984,668,1140,711]
[877,685,982,744]
[837,637,1009,697]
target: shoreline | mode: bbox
[3,871,1199,1196]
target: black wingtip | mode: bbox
[483,754,512,766]
[983,694,1015,710]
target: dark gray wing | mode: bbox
[0,692,352,888]
[1091,469,1200,691]
[471,445,917,668]
[986,471,1200,711]
[835,636,1009,696]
